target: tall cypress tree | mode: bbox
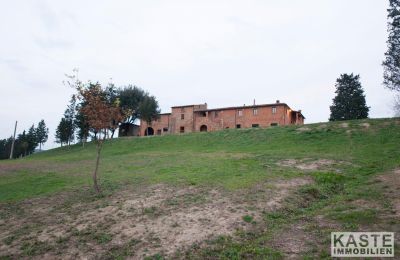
[26,124,38,154]
[329,74,369,121]
[383,0,400,91]
[36,120,49,150]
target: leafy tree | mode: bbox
[26,124,38,154]
[105,83,121,138]
[139,95,161,135]
[383,0,400,91]
[118,85,160,136]
[75,108,90,145]
[36,120,48,150]
[15,131,29,157]
[0,138,11,160]
[55,118,71,146]
[63,96,77,146]
[118,85,146,123]
[76,82,124,193]
[0,139,5,159]
[329,74,369,121]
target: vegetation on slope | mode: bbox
[0,118,399,259]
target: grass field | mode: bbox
[0,118,399,259]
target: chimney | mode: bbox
[253,99,256,106]
[276,100,280,103]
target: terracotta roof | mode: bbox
[171,104,206,108]
[169,102,305,118]
[196,103,289,112]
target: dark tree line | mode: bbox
[0,120,48,159]
[55,80,160,147]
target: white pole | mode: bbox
[9,121,17,159]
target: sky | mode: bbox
[0,0,395,149]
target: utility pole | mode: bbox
[9,121,17,159]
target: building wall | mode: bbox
[140,114,170,136]
[170,106,195,134]
[193,104,290,132]
[139,102,304,136]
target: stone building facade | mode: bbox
[140,101,304,136]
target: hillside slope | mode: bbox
[0,118,399,259]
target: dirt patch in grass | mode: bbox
[359,122,370,129]
[378,168,400,217]
[270,221,312,258]
[340,122,349,128]
[0,178,311,259]
[277,158,346,171]
[296,127,311,132]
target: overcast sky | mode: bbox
[0,0,395,149]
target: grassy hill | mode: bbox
[0,118,399,259]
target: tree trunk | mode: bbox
[93,141,102,194]
[39,143,42,151]
[111,129,115,139]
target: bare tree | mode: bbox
[76,83,124,193]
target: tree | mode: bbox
[139,95,161,135]
[2,139,9,159]
[118,85,145,123]
[64,96,77,146]
[36,120,49,150]
[0,138,12,160]
[15,131,29,157]
[383,0,400,92]
[75,108,90,145]
[76,82,124,193]
[329,74,369,121]
[55,118,71,146]
[118,85,160,136]
[26,124,38,154]
[105,83,120,138]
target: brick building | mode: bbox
[140,101,304,136]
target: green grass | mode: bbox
[2,118,398,203]
[0,118,399,258]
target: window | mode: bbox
[157,129,162,135]
[236,124,241,129]
[181,114,184,120]
[214,111,219,117]
[272,107,277,114]
[200,112,207,117]
[180,126,185,133]
[238,110,243,116]
[270,123,278,126]
[163,127,168,132]
[252,124,259,128]
[253,108,258,115]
